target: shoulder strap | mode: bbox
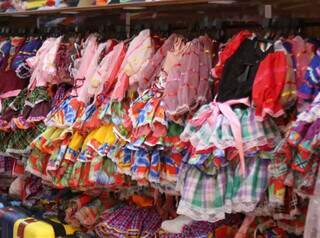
[17,218,38,238]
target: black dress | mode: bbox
[217,38,273,102]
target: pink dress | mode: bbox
[164,35,213,118]
[45,34,98,128]
[136,33,180,94]
[88,41,126,98]
[111,29,155,101]
[27,37,61,90]
[72,41,126,131]
[78,41,109,103]
[71,34,98,100]
[108,34,185,142]
[197,36,213,105]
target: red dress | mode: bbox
[252,51,288,120]
[211,30,253,79]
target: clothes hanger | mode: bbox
[211,20,226,43]
[0,27,5,36]
[29,27,36,38]
[5,28,10,38]
[123,23,136,44]
[131,23,142,38]
[293,18,305,38]
[162,23,170,38]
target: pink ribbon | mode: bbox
[190,97,250,175]
[0,89,22,112]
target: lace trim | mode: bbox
[177,200,226,223]
[113,127,130,142]
[0,151,16,158]
[144,140,165,147]
[160,172,178,183]
[44,120,73,129]
[177,197,259,223]
[115,163,179,186]
[224,199,259,214]
[297,106,320,123]
[27,116,47,123]
[129,116,168,133]
[150,183,180,196]
[0,149,9,156]
[24,99,47,108]
[151,116,168,128]
[191,135,280,153]
[167,103,191,117]
[46,163,60,172]
[26,165,51,182]
[6,147,31,156]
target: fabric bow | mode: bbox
[190,97,250,175]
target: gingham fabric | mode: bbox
[181,106,281,152]
[177,156,269,223]
[0,156,14,173]
[95,205,161,238]
[159,213,243,238]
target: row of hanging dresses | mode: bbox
[0,28,313,237]
[108,33,213,194]
[0,36,41,157]
[176,30,319,236]
[0,35,77,160]
[25,30,214,194]
[27,33,140,188]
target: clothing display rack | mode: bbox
[0,1,319,238]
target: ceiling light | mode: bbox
[64,11,79,14]
[208,0,236,4]
[122,6,147,10]
[12,14,30,17]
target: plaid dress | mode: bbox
[95,205,161,238]
[181,106,281,153]
[159,213,243,238]
[0,156,14,173]
[6,122,46,156]
[177,155,270,223]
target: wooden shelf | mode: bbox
[0,0,219,17]
[0,0,319,22]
